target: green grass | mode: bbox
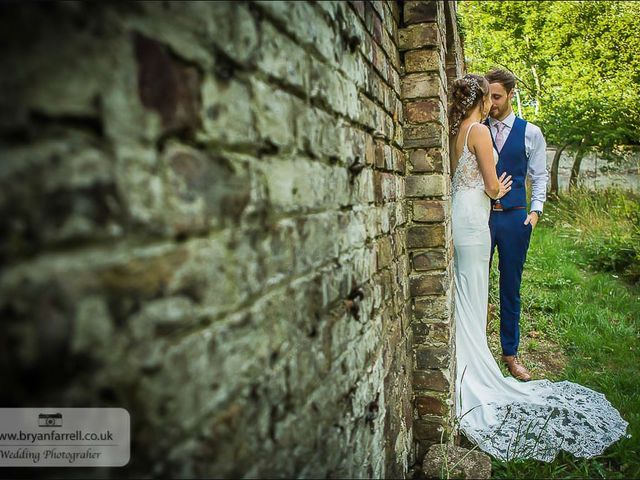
[487,189,640,479]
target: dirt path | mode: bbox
[486,304,567,381]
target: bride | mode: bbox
[448,73,629,461]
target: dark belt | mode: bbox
[491,204,526,212]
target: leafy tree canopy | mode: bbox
[459,1,640,149]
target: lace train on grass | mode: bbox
[459,380,630,462]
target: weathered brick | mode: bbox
[413,200,446,222]
[413,369,451,392]
[401,72,440,99]
[372,42,388,79]
[411,321,430,339]
[252,79,295,148]
[160,142,252,233]
[403,123,443,149]
[383,144,394,170]
[393,95,404,125]
[200,77,256,145]
[428,322,451,343]
[393,148,407,174]
[409,272,447,296]
[134,32,202,137]
[446,65,459,85]
[262,157,350,212]
[392,231,405,257]
[416,347,450,369]
[405,49,440,72]
[308,57,360,120]
[375,141,386,168]
[409,148,444,173]
[405,175,446,197]
[416,395,447,416]
[372,9,384,44]
[403,1,439,25]
[414,296,452,322]
[382,29,400,72]
[365,134,376,165]
[382,173,397,201]
[254,1,336,64]
[407,225,446,249]
[405,99,442,124]
[413,418,445,442]
[398,23,439,51]
[377,236,394,269]
[352,0,365,20]
[413,249,447,271]
[412,318,450,345]
[389,0,400,23]
[256,21,310,90]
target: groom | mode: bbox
[485,69,549,382]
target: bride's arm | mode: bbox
[468,124,511,199]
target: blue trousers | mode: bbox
[489,208,533,356]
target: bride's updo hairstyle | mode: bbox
[448,73,489,136]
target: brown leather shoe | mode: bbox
[501,355,532,382]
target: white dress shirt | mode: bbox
[488,112,549,213]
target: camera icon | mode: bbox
[38,413,63,427]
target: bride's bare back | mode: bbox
[451,119,502,200]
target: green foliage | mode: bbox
[458,1,640,150]
[544,188,640,285]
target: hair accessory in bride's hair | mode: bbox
[449,74,485,136]
[461,74,480,110]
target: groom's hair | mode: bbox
[485,69,516,93]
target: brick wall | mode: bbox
[399,0,464,462]
[0,1,463,477]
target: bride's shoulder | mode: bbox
[469,122,490,133]
[477,123,491,134]
[467,122,492,142]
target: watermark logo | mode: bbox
[38,413,63,428]
[0,408,129,467]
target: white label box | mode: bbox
[0,408,130,467]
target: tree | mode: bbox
[459,1,640,193]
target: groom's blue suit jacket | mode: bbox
[485,117,529,210]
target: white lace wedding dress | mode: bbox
[451,122,629,462]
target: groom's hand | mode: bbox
[524,212,539,229]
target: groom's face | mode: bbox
[489,83,514,120]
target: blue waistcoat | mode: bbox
[487,116,528,209]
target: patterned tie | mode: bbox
[495,121,506,152]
